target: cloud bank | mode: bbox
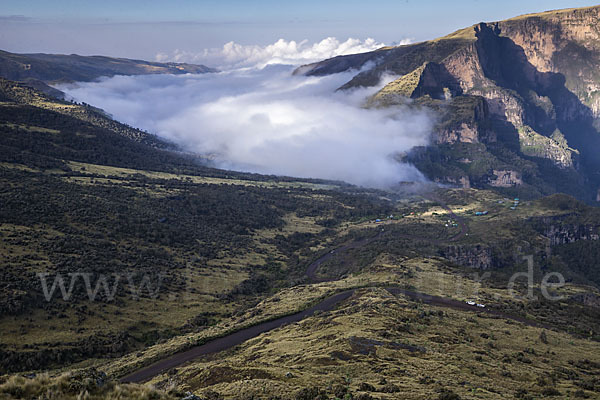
[59,64,431,188]
[155,37,411,69]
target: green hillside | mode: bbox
[0,78,394,374]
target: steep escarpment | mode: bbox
[297,6,600,201]
[394,21,597,196]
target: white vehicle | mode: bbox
[476,303,486,308]
[466,301,476,306]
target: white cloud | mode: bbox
[155,37,407,69]
[58,64,431,188]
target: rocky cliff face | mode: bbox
[497,7,600,117]
[297,6,600,201]
[489,170,523,187]
[540,220,600,245]
[517,126,578,169]
[443,244,494,269]
[571,293,600,308]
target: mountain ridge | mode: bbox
[0,49,217,99]
[297,4,600,203]
[0,49,217,83]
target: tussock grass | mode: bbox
[0,372,176,400]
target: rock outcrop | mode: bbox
[489,170,522,187]
[443,245,494,269]
[542,222,600,245]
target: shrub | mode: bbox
[295,387,329,400]
[380,383,400,393]
[331,384,348,398]
[358,382,375,392]
[541,387,561,396]
[438,389,461,400]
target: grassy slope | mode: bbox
[90,189,600,399]
[0,79,395,374]
[2,35,600,398]
[115,256,600,399]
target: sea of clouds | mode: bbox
[154,37,412,69]
[58,37,432,188]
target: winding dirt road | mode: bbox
[120,285,544,383]
[120,195,540,384]
[120,290,355,383]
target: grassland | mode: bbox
[0,157,391,373]
[3,167,600,398]
[101,255,600,399]
[0,49,216,85]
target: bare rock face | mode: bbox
[438,122,478,144]
[368,9,600,135]
[489,170,523,187]
[543,223,600,245]
[471,87,526,127]
[459,176,471,189]
[442,44,490,92]
[571,293,600,308]
[497,7,600,117]
[443,245,494,269]
[433,96,495,144]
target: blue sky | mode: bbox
[1,0,599,62]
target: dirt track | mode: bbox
[120,285,544,383]
[120,195,541,384]
[120,290,356,383]
[385,287,547,328]
[305,231,383,282]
